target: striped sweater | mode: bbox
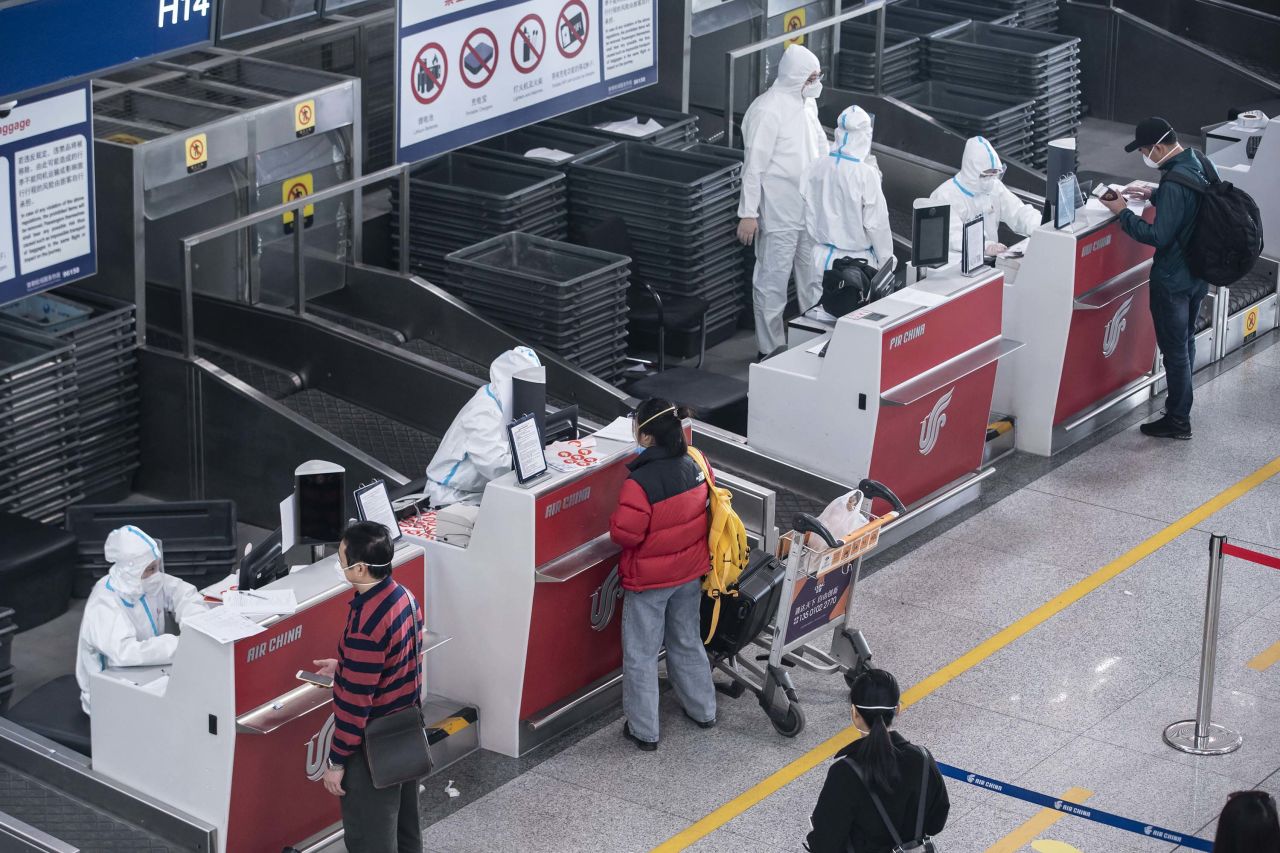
[329,577,423,766]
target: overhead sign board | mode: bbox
[396,0,657,164]
[0,0,214,99]
[0,84,97,306]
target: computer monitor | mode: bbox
[1055,173,1081,230]
[511,366,547,443]
[1045,137,1078,215]
[239,528,288,592]
[544,405,579,444]
[295,461,345,544]
[911,202,950,270]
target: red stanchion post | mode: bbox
[1163,533,1243,755]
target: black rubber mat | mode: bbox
[1229,269,1276,315]
[773,486,831,524]
[281,389,440,478]
[403,338,489,380]
[1195,298,1213,334]
[0,762,175,852]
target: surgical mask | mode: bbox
[333,561,353,587]
[141,573,165,597]
[1141,131,1172,169]
[802,81,822,100]
[978,175,998,193]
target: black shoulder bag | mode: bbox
[842,746,941,853]
[362,598,434,789]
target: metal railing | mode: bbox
[723,0,888,149]
[179,164,411,359]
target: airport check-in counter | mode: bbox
[404,430,774,758]
[749,266,1018,514]
[992,199,1160,456]
[89,546,428,853]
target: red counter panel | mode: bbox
[1054,282,1158,424]
[880,277,1003,392]
[534,461,631,567]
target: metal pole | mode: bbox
[294,207,307,317]
[725,52,737,149]
[874,4,885,97]
[399,166,411,276]
[181,245,196,361]
[1163,534,1242,755]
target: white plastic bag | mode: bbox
[806,490,868,547]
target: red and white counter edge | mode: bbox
[992,196,1160,456]
[90,546,428,853]
[404,434,774,759]
[749,264,1020,517]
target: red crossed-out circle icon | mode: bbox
[511,14,546,74]
[411,43,448,105]
[556,0,589,58]
[460,27,499,89]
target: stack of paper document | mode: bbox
[596,117,663,137]
[547,438,601,473]
[525,147,573,163]
[200,572,240,602]
[593,416,636,445]
[184,608,267,644]
[223,589,298,616]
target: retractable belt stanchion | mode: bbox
[1163,533,1243,756]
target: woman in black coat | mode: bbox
[805,670,949,853]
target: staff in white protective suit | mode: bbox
[737,44,828,359]
[927,136,1041,255]
[425,346,541,507]
[76,526,208,714]
[803,104,893,293]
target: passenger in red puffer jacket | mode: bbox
[609,399,718,751]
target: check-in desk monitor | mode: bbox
[912,201,950,271]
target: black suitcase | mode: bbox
[701,548,787,658]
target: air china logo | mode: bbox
[918,388,954,456]
[889,323,926,350]
[1080,233,1112,257]
[590,566,623,631]
[1102,296,1133,358]
[305,713,337,781]
[544,486,591,518]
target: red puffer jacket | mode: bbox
[609,446,712,591]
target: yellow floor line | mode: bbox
[986,787,1094,853]
[652,455,1280,852]
[1247,639,1280,671]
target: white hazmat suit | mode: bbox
[76,526,207,714]
[927,136,1041,254]
[425,347,542,507]
[739,44,828,356]
[803,105,893,292]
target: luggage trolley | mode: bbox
[709,480,905,737]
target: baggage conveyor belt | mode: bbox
[0,761,176,852]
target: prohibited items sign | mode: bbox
[461,27,499,88]
[412,43,448,104]
[556,0,589,58]
[511,14,546,74]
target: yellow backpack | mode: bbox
[688,447,749,643]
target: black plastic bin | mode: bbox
[545,101,698,149]
[471,125,617,168]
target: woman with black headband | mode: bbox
[806,669,949,852]
[1214,790,1280,852]
[609,398,718,751]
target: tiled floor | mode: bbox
[386,331,1280,853]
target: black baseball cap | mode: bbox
[1124,117,1174,153]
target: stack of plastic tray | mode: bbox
[836,28,923,95]
[897,81,1036,163]
[900,0,1018,26]
[470,125,617,169]
[567,143,744,348]
[445,233,631,382]
[928,22,1081,168]
[0,606,13,711]
[545,101,698,149]
[844,5,970,78]
[391,153,569,282]
[0,328,82,525]
[0,290,142,503]
[65,500,239,595]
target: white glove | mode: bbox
[984,242,1008,256]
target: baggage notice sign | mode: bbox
[0,84,97,307]
[396,0,656,163]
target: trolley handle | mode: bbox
[792,513,841,549]
[858,478,906,515]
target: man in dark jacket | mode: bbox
[1102,117,1209,440]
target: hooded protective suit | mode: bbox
[425,347,542,507]
[927,136,1041,253]
[76,526,207,714]
[739,44,828,356]
[803,105,893,290]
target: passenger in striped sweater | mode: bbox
[313,521,423,853]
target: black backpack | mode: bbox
[821,257,896,317]
[1161,151,1264,286]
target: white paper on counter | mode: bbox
[596,117,663,137]
[184,607,267,644]
[525,147,573,163]
[223,589,298,616]
[805,338,831,355]
[593,416,636,444]
[200,572,240,602]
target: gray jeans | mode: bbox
[622,578,718,743]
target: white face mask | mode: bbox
[1141,131,1172,169]
[334,561,353,587]
[802,81,822,100]
[141,573,165,597]
[978,175,998,193]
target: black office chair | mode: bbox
[576,216,748,431]
[577,216,712,370]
